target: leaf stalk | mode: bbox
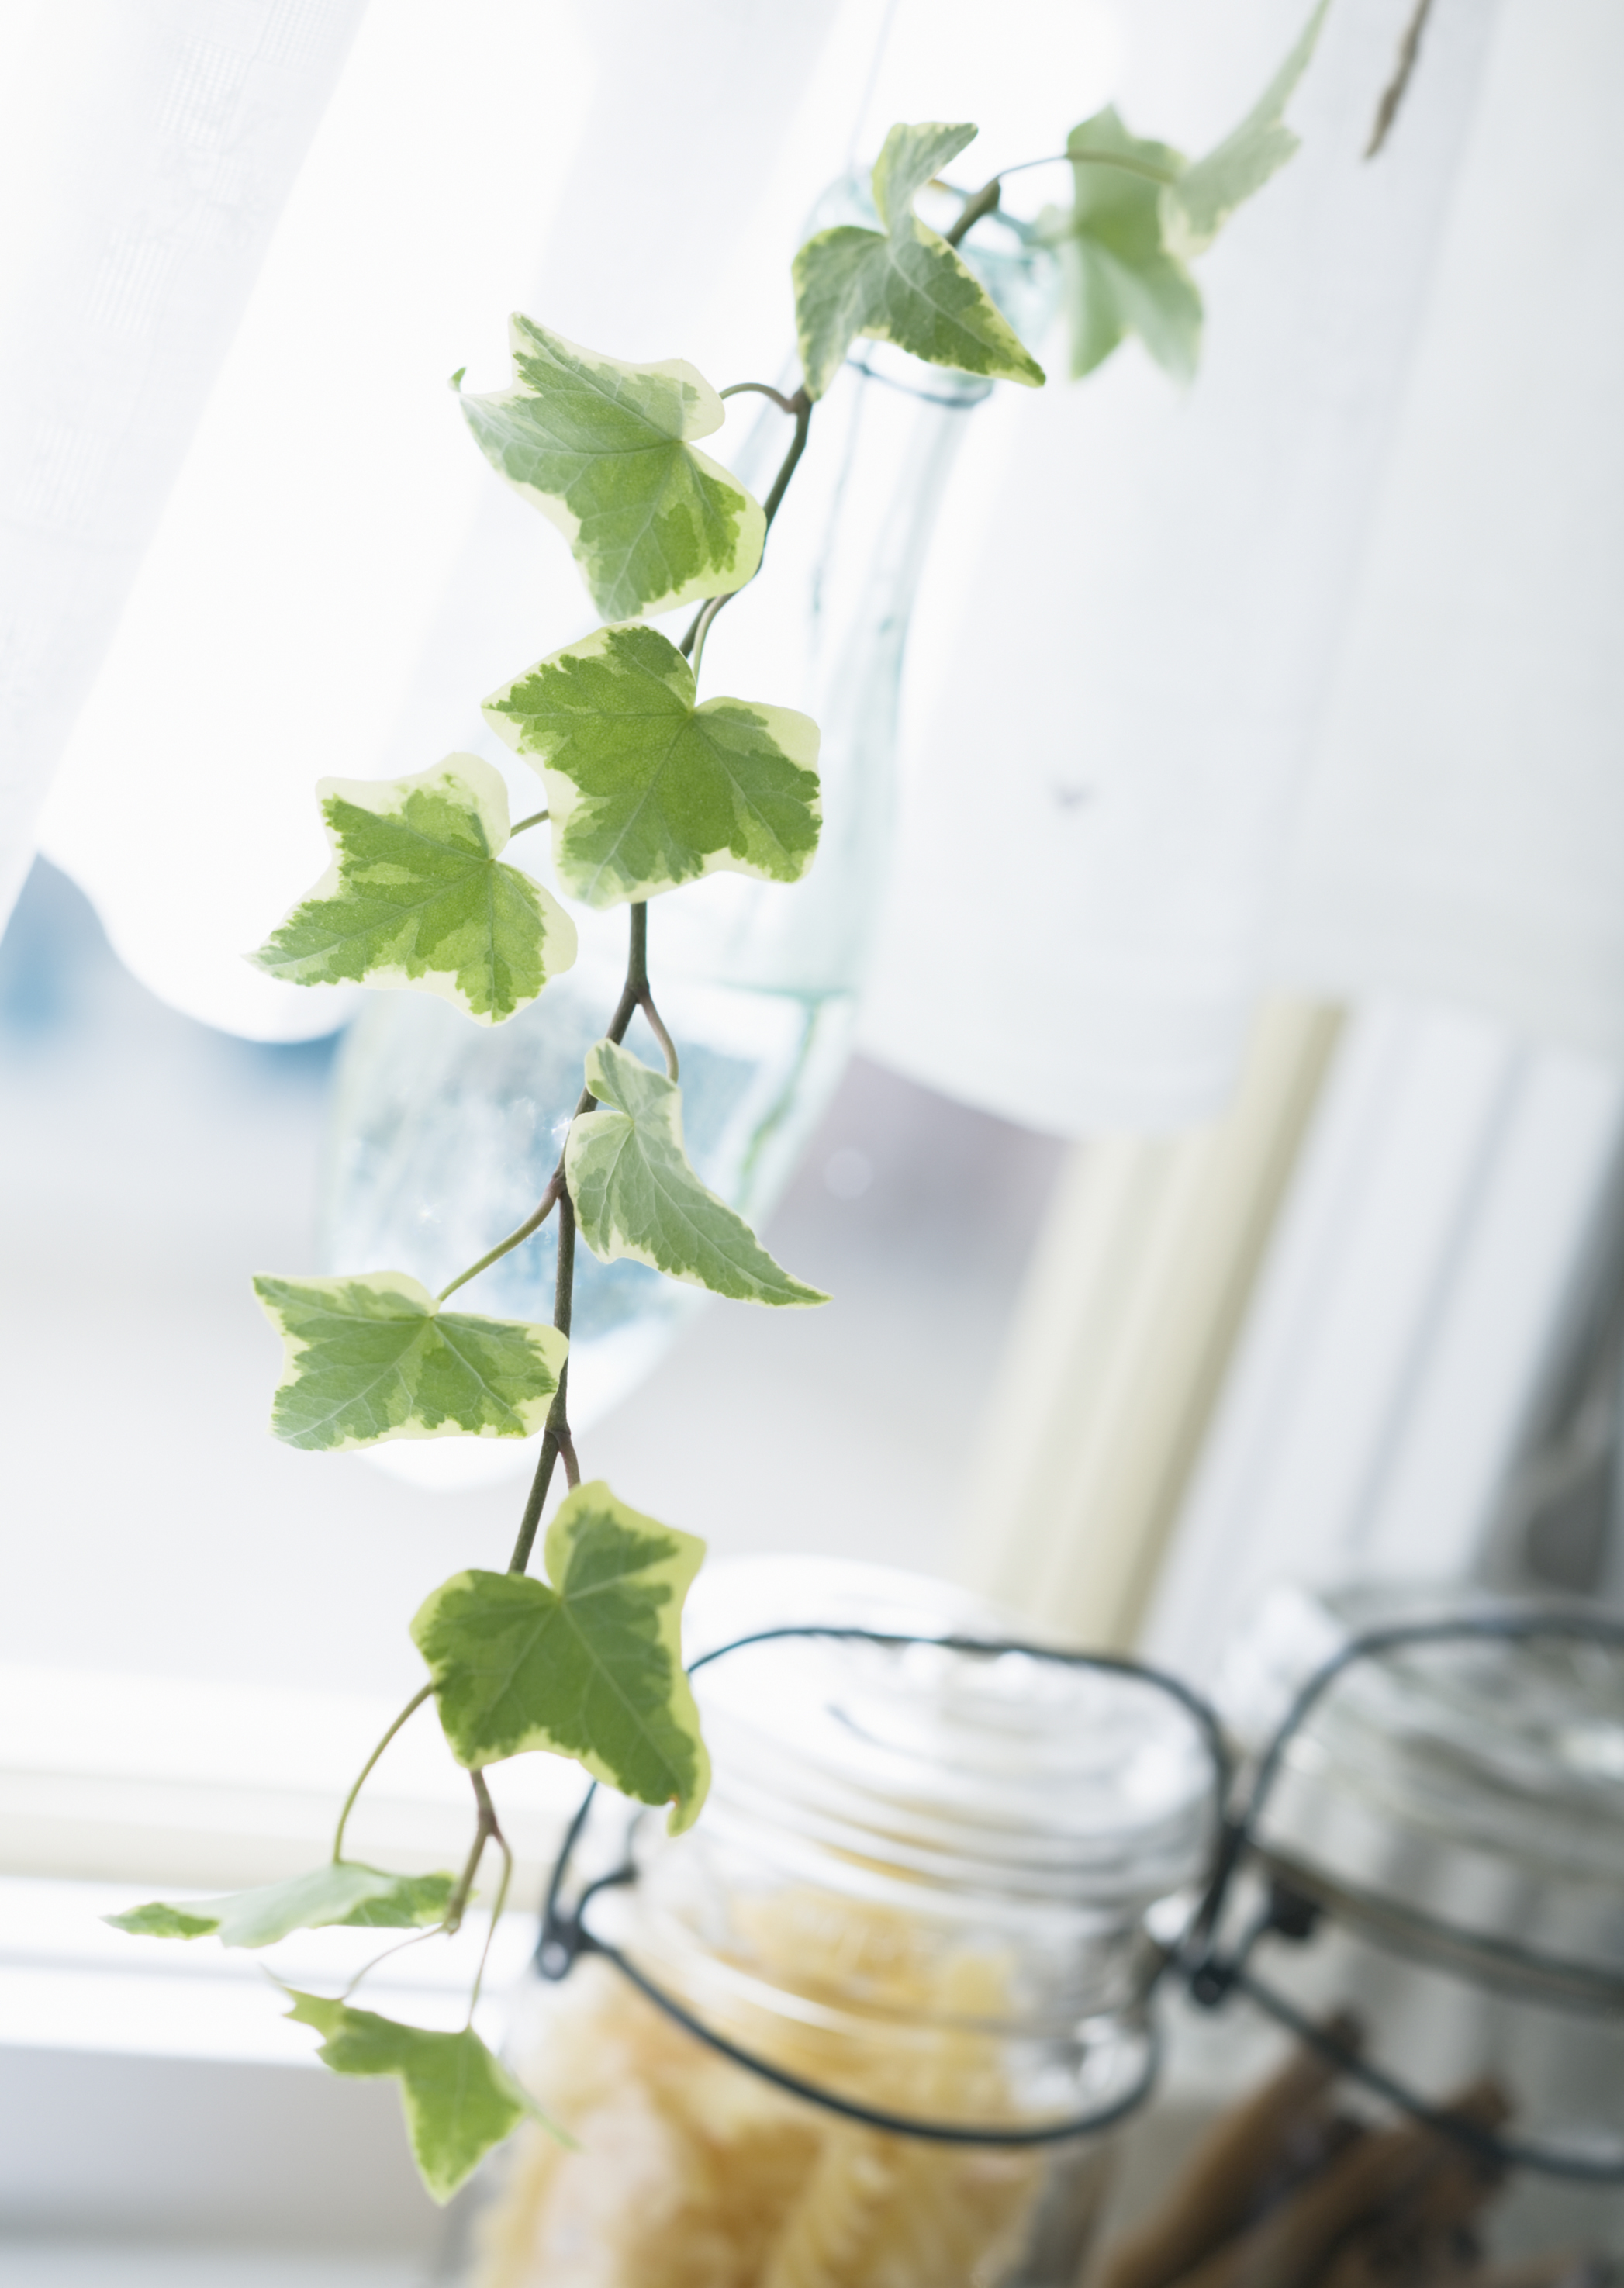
[719,381,801,413]
[680,387,813,678]
[436,1177,561,1304]
[505,898,656,1576]
[467,1820,514,2023]
[332,1683,435,1863]
[943,145,1184,252]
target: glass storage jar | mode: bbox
[462,1558,1221,2288]
[1187,1581,1624,2271]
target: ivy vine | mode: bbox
[106,6,1372,2200]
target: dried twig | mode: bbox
[1160,2082,1509,2288]
[1094,2017,1363,2288]
[1367,0,1436,159]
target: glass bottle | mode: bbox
[1185,1580,1624,2270]
[314,200,1057,1457]
[458,1557,1220,2288]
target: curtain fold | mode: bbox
[0,0,370,942]
[1275,0,1624,1064]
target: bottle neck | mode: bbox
[641,358,990,1001]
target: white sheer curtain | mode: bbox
[9,0,1111,1036]
[5,0,1621,1108]
[860,0,1624,1132]
[0,0,368,939]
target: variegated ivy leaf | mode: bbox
[285,1991,537,2202]
[1161,0,1329,261]
[254,1271,568,1452]
[412,1479,710,1834]
[485,621,820,910]
[108,1864,454,1950]
[251,754,574,1025]
[1049,109,1201,382]
[793,120,1046,399]
[457,318,765,622]
[568,1039,828,1307]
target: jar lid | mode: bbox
[1217,1580,1624,1982]
[681,1557,1218,1923]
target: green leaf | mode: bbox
[107,1902,218,1939]
[251,754,574,1025]
[412,1479,710,1834]
[253,1271,568,1453]
[457,318,765,622]
[568,1039,828,1306]
[1161,0,1330,261]
[1049,109,1201,382]
[871,120,982,230]
[484,621,821,910]
[792,119,1046,399]
[340,1872,461,1929]
[285,1991,534,2203]
[107,1864,454,1950]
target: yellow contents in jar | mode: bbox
[471,1895,1075,2288]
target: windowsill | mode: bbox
[0,1875,535,2068]
[0,1661,582,1892]
[0,1661,575,2069]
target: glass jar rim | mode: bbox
[682,1557,1223,1919]
[1218,1581,1624,1895]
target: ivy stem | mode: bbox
[624,897,650,1004]
[509,807,549,836]
[509,1203,575,1574]
[331,1683,434,1863]
[758,390,814,531]
[450,334,822,2068]
[942,145,1183,252]
[719,381,801,413]
[444,1768,499,1935]
[943,178,1000,247]
[679,387,813,675]
[506,900,653,1574]
[436,910,677,1308]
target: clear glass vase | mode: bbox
[316,208,1052,1467]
